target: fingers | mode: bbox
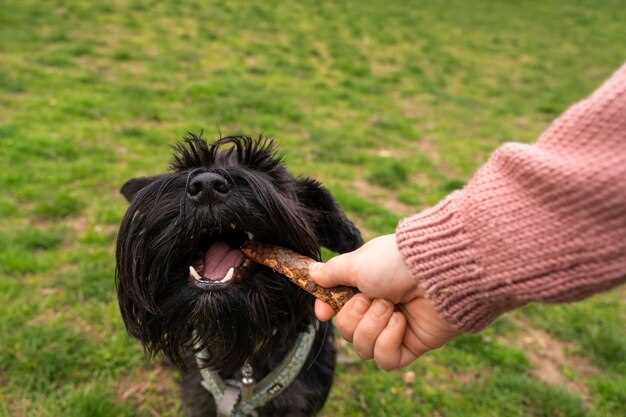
[372,308,444,370]
[314,299,336,322]
[401,325,435,361]
[352,299,394,359]
[373,312,412,370]
[331,295,450,370]
[396,301,459,362]
[400,300,459,353]
[310,249,361,322]
[335,294,371,342]
[310,252,359,288]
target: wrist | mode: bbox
[395,192,497,332]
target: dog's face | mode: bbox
[116,135,362,372]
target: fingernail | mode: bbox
[371,300,391,318]
[352,297,369,315]
[389,313,401,327]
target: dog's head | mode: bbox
[116,134,362,372]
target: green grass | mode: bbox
[1,1,625,416]
[366,160,409,188]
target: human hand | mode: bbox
[310,234,461,370]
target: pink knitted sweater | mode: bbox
[396,63,626,332]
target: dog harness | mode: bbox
[195,323,317,417]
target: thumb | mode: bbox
[310,252,359,288]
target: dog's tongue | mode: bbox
[203,241,243,280]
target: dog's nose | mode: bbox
[187,172,231,203]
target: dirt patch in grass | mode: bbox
[455,370,486,386]
[374,147,404,158]
[507,320,599,404]
[396,94,433,121]
[409,171,440,193]
[40,287,64,296]
[66,215,89,233]
[417,136,442,162]
[5,397,29,417]
[415,135,462,177]
[117,363,181,416]
[371,59,398,78]
[30,216,51,227]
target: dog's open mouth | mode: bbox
[188,224,254,289]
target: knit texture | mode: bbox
[396,63,626,332]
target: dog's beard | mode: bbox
[116,144,320,373]
[172,269,312,373]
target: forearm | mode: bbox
[396,63,626,332]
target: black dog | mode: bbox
[115,134,362,417]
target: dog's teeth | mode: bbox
[246,231,254,240]
[189,266,203,281]
[221,267,234,282]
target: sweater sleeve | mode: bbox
[396,63,626,332]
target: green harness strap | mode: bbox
[195,323,317,417]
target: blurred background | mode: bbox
[0,1,624,416]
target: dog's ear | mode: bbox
[295,178,363,253]
[120,176,161,202]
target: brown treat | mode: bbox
[241,241,358,311]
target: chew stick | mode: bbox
[241,241,357,311]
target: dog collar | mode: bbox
[195,322,317,417]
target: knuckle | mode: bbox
[354,343,373,360]
[357,351,372,360]
[358,322,382,341]
[373,342,395,370]
[335,311,349,328]
[405,327,439,354]
[335,321,350,337]
[353,330,379,359]
[336,316,356,340]
[376,358,397,371]
[339,329,353,343]
[373,345,399,370]
[353,329,375,358]
[405,338,429,358]
[348,294,370,316]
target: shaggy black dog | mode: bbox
[115,134,362,417]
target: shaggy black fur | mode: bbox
[116,134,363,417]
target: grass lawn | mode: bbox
[1,1,625,416]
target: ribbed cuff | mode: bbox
[395,192,498,332]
